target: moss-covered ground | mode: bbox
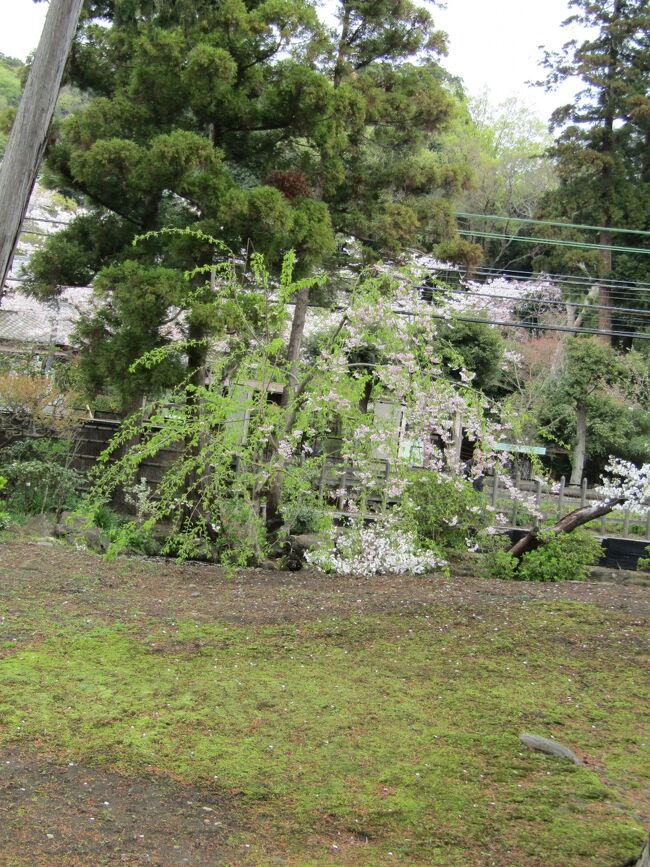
[0,540,648,865]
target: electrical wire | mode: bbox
[16,230,54,239]
[423,313,650,340]
[457,229,650,255]
[19,218,650,288]
[455,211,650,238]
[7,271,650,321]
[7,269,650,321]
[23,216,73,226]
[464,266,650,291]
[5,276,649,340]
[10,219,650,338]
[436,286,650,318]
[451,274,650,309]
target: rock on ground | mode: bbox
[519,733,582,764]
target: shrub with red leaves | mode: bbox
[267,169,311,200]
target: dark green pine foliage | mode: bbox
[27,0,474,407]
[535,0,650,337]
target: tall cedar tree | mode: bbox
[537,0,650,338]
[27,0,476,408]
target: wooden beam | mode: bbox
[0,0,84,296]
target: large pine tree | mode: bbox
[26,0,474,407]
[538,0,650,336]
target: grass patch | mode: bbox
[0,599,647,864]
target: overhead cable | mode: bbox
[457,230,650,256]
[455,211,650,238]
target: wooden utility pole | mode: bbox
[0,0,84,298]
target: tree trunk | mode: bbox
[449,410,463,469]
[508,496,624,560]
[262,285,311,533]
[187,322,209,392]
[333,3,351,88]
[281,285,310,409]
[0,0,85,297]
[180,318,215,537]
[570,401,587,486]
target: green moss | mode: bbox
[0,604,647,864]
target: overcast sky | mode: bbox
[434,0,580,121]
[0,0,580,124]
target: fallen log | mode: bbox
[509,496,625,560]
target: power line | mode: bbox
[8,219,650,334]
[303,296,650,340]
[17,230,54,239]
[26,209,650,240]
[17,217,650,286]
[427,266,650,309]
[23,215,74,226]
[467,266,650,292]
[462,278,650,308]
[437,286,650,318]
[455,211,650,238]
[5,277,649,342]
[423,313,649,341]
[443,276,650,308]
[457,229,650,256]
[7,267,650,327]
[7,261,650,317]
[6,272,649,321]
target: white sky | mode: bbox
[0,1,48,64]
[0,0,580,124]
[434,0,581,123]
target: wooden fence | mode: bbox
[67,415,650,542]
[490,471,650,541]
[70,415,183,508]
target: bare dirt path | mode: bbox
[1,540,649,627]
[0,746,245,867]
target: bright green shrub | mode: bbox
[636,546,650,572]
[91,503,121,533]
[279,463,333,536]
[401,471,489,554]
[478,532,518,581]
[517,528,603,582]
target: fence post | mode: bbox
[600,513,607,536]
[623,508,630,538]
[450,410,463,466]
[318,459,328,502]
[557,475,565,519]
[580,477,588,508]
[337,469,348,512]
[511,467,521,526]
[533,479,542,530]
[381,461,391,511]
[491,473,499,509]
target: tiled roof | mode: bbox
[0,286,93,347]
